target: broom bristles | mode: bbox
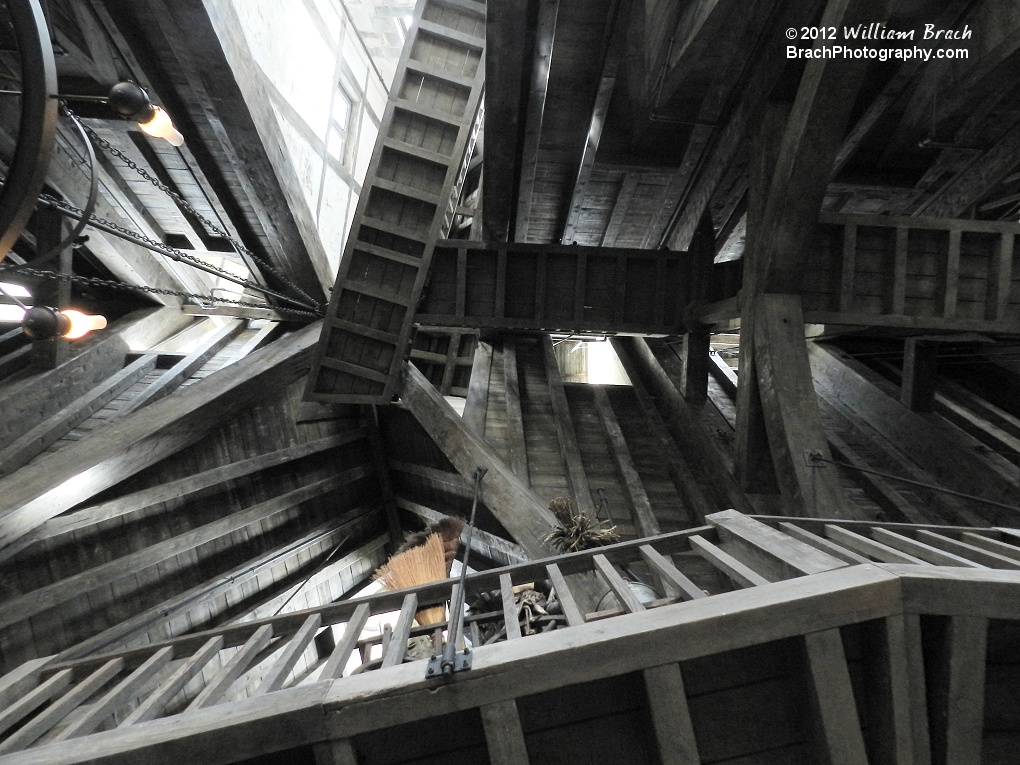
[373,532,448,627]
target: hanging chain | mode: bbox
[73,116,324,312]
[0,263,322,320]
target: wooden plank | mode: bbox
[593,554,645,613]
[0,354,158,477]
[824,525,928,565]
[313,739,360,765]
[643,663,700,765]
[638,545,706,601]
[871,528,986,568]
[502,338,529,481]
[320,603,371,680]
[0,656,53,711]
[991,233,1014,320]
[381,594,417,669]
[900,339,938,412]
[592,387,660,537]
[0,322,322,555]
[255,614,322,694]
[707,510,848,576]
[114,320,245,419]
[879,613,932,765]
[541,336,596,515]
[839,223,857,311]
[929,616,988,765]
[943,229,961,319]
[462,339,493,435]
[681,332,710,404]
[187,625,273,710]
[53,647,174,741]
[0,472,359,630]
[0,669,73,738]
[396,496,529,565]
[777,522,872,565]
[400,362,561,559]
[688,534,770,587]
[0,659,123,754]
[803,629,869,765]
[915,530,1020,570]
[545,563,584,627]
[500,573,522,640]
[121,637,224,725]
[961,532,1020,562]
[892,226,908,314]
[480,699,531,765]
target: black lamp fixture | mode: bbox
[21,306,107,340]
[106,81,184,146]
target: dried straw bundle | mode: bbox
[542,497,620,553]
[373,532,448,627]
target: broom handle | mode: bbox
[442,466,486,675]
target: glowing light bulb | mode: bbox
[139,106,184,146]
[59,310,107,339]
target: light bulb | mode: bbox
[139,106,184,146]
[60,310,107,340]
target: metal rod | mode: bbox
[441,466,486,675]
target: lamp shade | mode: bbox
[138,106,184,146]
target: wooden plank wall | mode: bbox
[306,0,487,404]
[0,377,383,673]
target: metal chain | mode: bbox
[0,264,322,320]
[75,118,324,311]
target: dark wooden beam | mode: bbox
[462,339,493,435]
[900,339,939,412]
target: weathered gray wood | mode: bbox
[778,522,872,565]
[643,663,701,765]
[871,528,986,568]
[500,573,522,640]
[542,336,596,515]
[313,739,360,765]
[593,554,645,613]
[502,338,529,481]
[462,339,493,435]
[396,495,529,566]
[0,669,73,738]
[0,656,53,712]
[320,603,371,681]
[398,360,559,559]
[0,321,322,555]
[915,531,1020,570]
[639,545,706,601]
[0,354,158,478]
[53,647,174,741]
[901,339,938,413]
[0,472,357,630]
[708,510,847,576]
[881,614,932,765]
[0,659,124,754]
[803,629,869,765]
[824,525,928,565]
[480,699,531,765]
[592,386,660,537]
[681,332,710,404]
[753,295,858,519]
[934,616,988,765]
[11,433,355,559]
[381,594,417,669]
[545,563,584,626]
[688,534,770,587]
[187,625,273,710]
[255,614,322,694]
[961,532,1020,563]
[121,637,224,726]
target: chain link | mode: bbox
[0,264,322,320]
[75,117,324,311]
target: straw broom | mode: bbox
[373,532,449,627]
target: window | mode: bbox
[327,85,354,163]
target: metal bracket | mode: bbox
[804,449,826,467]
[426,649,472,678]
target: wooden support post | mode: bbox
[901,339,939,412]
[592,386,660,537]
[481,699,531,765]
[927,616,988,765]
[681,331,710,404]
[542,335,596,515]
[362,405,403,550]
[803,629,869,765]
[643,663,701,765]
[503,337,529,482]
[500,573,522,640]
[462,338,493,435]
[381,594,417,669]
[321,603,371,680]
[753,294,859,519]
[313,739,360,765]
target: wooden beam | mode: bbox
[255,614,322,694]
[542,336,596,516]
[592,386,660,537]
[186,625,273,710]
[707,510,847,577]
[398,360,558,559]
[753,295,859,519]
[395,495,529,566]
[462,338,493,435]
[688,534,770,587]
[514,0,559,241]
[643,663,700,765]
[481,699,531,765]
[121,637,224,725]
[803,629,869,765]
[0,321,322,555]
[901,339,939,412]
[928,616,988,765]
[503,337,529,482]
